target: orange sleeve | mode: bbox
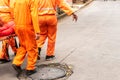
[30,0,40,33]
[57,0,74,15]
[9,0,15,19]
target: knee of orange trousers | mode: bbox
[0,50,4,59]
[0,40,9,59]
[8,38,18,53]
[26,52,38,70]
[12,47,26,66]
[0,49,9,59]
[2,39,9,46]
[37,42,44,48]
[46,43,55,56]
[37,40,44,48]
[37,34,47,48]
[1,40,9,55]
[2,41,8,50]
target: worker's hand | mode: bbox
[72,13,78,22]
[35,33,40,40]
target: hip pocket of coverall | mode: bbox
[46,15,57,26]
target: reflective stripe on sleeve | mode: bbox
[0,6,9,9]
[38,8,54,10]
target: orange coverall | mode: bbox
[0,0,17,61]
[37,0,74,56]
[0,37,17,60]
[12,0,40,70]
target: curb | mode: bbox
[57,0,93,19]
[77,0,93,11]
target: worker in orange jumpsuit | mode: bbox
[0,0,18,64]
[0,36,18,63]
[37,0,78,61]
[11,0,40,77]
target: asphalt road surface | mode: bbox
[56,1,120,80]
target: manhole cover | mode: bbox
[18,63,73,80]
[38,67,66,79]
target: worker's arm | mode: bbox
[30,0,40,40]
[30,0,40,34]
[57,0,78,21]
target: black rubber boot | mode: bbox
[38,48,41,55]
[0,59,10,64]
[46,55,55,61]
[37,48,41,60]
[26,69,37,76]
[12,64,22,77]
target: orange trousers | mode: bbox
[13,25,38,70]
[37,15,57,56]
[0,37,18,60]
